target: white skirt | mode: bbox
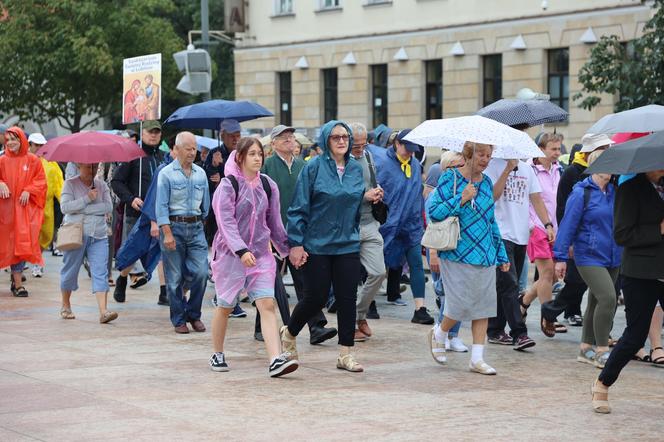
[440,260,497,322]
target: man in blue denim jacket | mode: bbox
[156,131,210,334]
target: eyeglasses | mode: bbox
[276,134,296,141]
[352,143,367,149]
[330,134,349,144]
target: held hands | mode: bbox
[87,188,98,202]
[0,182,10,198]
[461,183,477,204]
[240,251,257,268]
[131,197,144,211]
[499,263,511,272]
[555,262,567,280]
[18,191,30,206]
[289,246,308,269]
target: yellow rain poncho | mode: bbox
[38,158,64,249]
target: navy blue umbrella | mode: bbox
[476,99,568,128]
[164,99,273,129]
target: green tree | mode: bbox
[574,0,664,111]
[0,0,190,132]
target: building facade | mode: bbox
[234,0,651,142]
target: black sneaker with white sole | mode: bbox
[210,352,229,372]
[269,352,299,378]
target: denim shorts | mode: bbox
[216,287,274,309]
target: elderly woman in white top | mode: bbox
[59,163,117,323]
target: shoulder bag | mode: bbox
[421,171,460,251]
[365,150,388,225]
[55,222,83,251]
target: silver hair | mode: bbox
[174,131,194,148]
[349,122,367,137]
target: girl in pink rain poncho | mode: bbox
[209,138,298,378]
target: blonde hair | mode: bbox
[461,141,493,160]
[440,150,464,169]
[587,149,604,166]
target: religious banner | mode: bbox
[122,53,162,125]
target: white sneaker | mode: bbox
[428,327,447,365]
[469,359,497,375]
[31,265,43,278]
[446,337,469,353]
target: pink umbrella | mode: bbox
[36,132,145,163]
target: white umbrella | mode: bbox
[586,104,664,134]
[404,115,543,159]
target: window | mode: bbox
[425,60,442,119]
[322,68,338,122]
[274,0,293,15]
[548,48,569,111]
[482,54,502,107]
[371,64,388,128]
[278,72,292,126]
[320,0,340,8]
[364,0,392,5]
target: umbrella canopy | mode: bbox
[585,131,664,175]
[195,135,219,151]
[164,99,273,130]
[587,104,664,134]
[404,116,543,159]
[37,132,145,164]
[476,98,568,127]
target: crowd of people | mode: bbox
[0,116,662,412]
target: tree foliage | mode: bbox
[0,0,234,133]
[574,0,664,111]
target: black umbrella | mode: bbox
[476,98,568,128]
[585,131,664,175]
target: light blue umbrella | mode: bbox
[195,135,219,152]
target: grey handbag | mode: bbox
[421,172,461,251]
[55,222,83,251]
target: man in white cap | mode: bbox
[542,133,612,326]
[28,132,64,277]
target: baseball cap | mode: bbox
[580,133,612,153]
[270,124,295,139]
[143,120,162,131]
[220,119,241,134]
[28,133,47,145]
[396,129,422,152]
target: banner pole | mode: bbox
[139,120,143,198]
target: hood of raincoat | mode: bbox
[224,150,245,181]
[4,126,29,157]
[318,120,353,162]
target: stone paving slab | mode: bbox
[1,255,663,441]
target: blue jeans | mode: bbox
[160,222,208,327]
[406,244,426,298]
[426,249,461,337]
[60,236,109,293]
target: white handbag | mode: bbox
[55,222,83,251]
[421,172,461,251]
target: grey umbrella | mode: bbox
[587,104,664,134]
[585,130,664,175]
[476,98,568,128]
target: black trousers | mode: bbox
[599,276,664,386]
[386,267,402,302]
[255,258,327,334]
[288,253,360,347]
[488,240,528,339]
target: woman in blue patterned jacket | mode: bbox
[426,142,510,375]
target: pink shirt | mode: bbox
[528,160,562,232]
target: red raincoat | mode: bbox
[0,127,47,267]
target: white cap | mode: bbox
[220,119,241,134]
[580,133,612,153]
[28,133,47,145]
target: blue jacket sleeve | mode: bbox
[155,171,171,226]
[287,160,315,248]
[426,171,462,222]
[553,187,585,262]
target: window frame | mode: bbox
[424,59,443,119]
[547,48,569,111]
[273,0,294,16]
[371,64,389,128]
[322,68,338,123]
[277,71,292,126]
[482,54,502,107]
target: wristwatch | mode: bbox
[544,222,554,229]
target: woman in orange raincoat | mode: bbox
[0,126,47,297]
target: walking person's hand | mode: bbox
[210,173,221,184]
[0,182,10,198]
[364,188,381,203]
[240,251,257,268]
[150,221,159,238]
[163,233,176,251]
[87,188,98,201]
[429,251,441,274]
[289,246,308,268]
[505,159,519,171]
[499,263,511,272]
[555,262,567,280]
[461,183,477,204]
[131,197,143,211]
[18,191,30,206]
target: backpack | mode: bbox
[225,174,272,202]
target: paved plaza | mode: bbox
[1,254,663,441]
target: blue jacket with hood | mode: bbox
[369,144,424,269]
[287,120,364,255]
[553,176,622,268]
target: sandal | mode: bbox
[540,317,556,338]
[632,350,652,363]
[108,278,115,287]
[650,347,664,367]
[130,274,148,289]
[99,311,118,324]
[591,378,611,414]
[12,286,28,297]
[518,293,530,319]
[336,354,364,372]
[60,307,76,320]
[554,322,568,333]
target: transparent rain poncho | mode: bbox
[210,150,289,305]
